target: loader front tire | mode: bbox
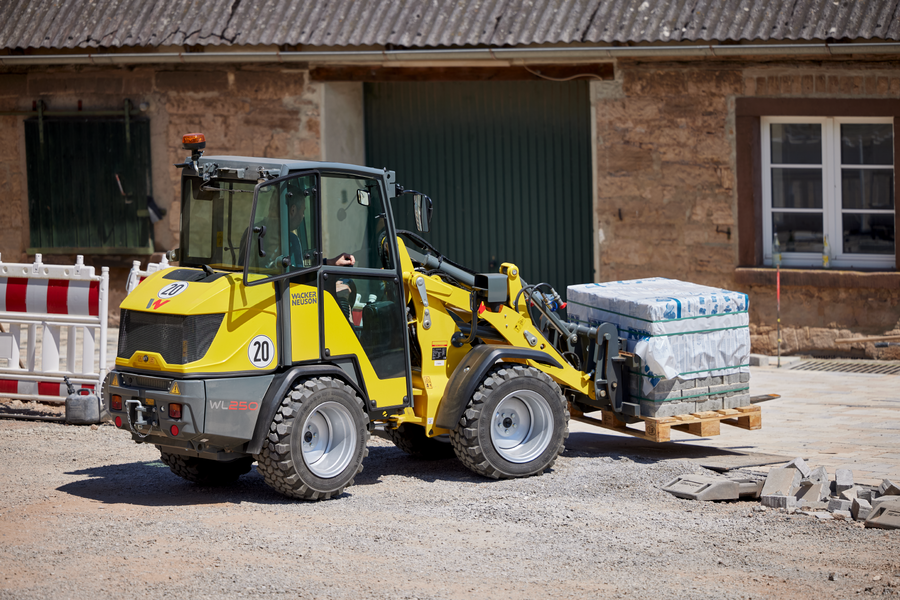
[388,423,455,459]
[450,365,568,479]
[158,450,253,485]
[255,377,369,500]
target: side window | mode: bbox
[321,175,392,270]
[246,173,319,277]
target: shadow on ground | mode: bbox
[56,443,480,507]
[564,431,789,471]
[55,434,790,507]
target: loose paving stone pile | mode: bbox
[664,457,900,529]
[756,459,900,527]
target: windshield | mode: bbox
[180,177,256,270]
[244,171,393,281]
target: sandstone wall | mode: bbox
[0,65,322,263]
[595,59,900,358]
[0,65,322,324]
[2,60,898,355]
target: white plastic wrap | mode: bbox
[567,278,750,397]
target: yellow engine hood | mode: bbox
[117,268,279,375]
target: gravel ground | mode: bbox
[1,418,899,600]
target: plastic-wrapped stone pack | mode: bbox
[567,277,751,418]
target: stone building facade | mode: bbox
[595,58,900,359]
[1,52,898,356]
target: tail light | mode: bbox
[111,395,122,411]
[168,403,183,419]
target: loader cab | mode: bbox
[177,156,413,413]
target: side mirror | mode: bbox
[413,193,433,233]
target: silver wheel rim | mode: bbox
[300,401,358,478]
[490,390,554,463]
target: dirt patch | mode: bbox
[0,419,898,599]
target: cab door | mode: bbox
[244,170,411,411]
[314,172,411,412]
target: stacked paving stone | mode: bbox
[567,278,751,418]
[664,458,900,529]
[758,458,900,528]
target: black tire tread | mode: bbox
[449,365,568,479]
[158,450,252,485]
[253,377,369,500]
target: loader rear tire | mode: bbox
[158,450,253,485]
[388,423,455,459]
[254,377,369,500]
[450,365,568,479]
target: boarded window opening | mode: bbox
[25,117,153,254]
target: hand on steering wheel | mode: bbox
[330,253,356,267]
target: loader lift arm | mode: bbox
[391,235,628,438]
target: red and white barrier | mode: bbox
[125,255,169,295]
[0,254,109,404]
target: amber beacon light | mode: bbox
[182,133,206,150]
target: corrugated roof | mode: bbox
[2,0,899,50]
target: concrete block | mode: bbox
[643,379,705,402]
[761,494,797,509]
[879,479,900,496]
[640,400,697,418]
[839,487,858,502]
[833,510,852,520]
[827,498,852,512]
[858,488,874,503]
[835,469,854,494]
[660,377,697,393]
[739,372,750,383]
[761,467,802,497]
[799,500,828,510]
[708,383,742,395]
[813,512,834,521]
[694,396,723,412]
[796,481,829,504]
[749,354,769,367]
[783,457,811,478]
[692,375,717,388]
[802,466,828,485]
[865,496,900,530]
[724,394,751,409]
[852,498,873,521]
[662,475,762,501]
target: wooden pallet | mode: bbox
[568,403,762,443]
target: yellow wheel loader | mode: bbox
[105,133,633,500]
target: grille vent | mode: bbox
[121,374,169,390]
[790,360,900,376]
[118,310,224,365]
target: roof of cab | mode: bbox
[196,155,389,179]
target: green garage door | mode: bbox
[365,81,592,297]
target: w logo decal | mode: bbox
[146,299,171,310]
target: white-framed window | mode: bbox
[761,116,895,269]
